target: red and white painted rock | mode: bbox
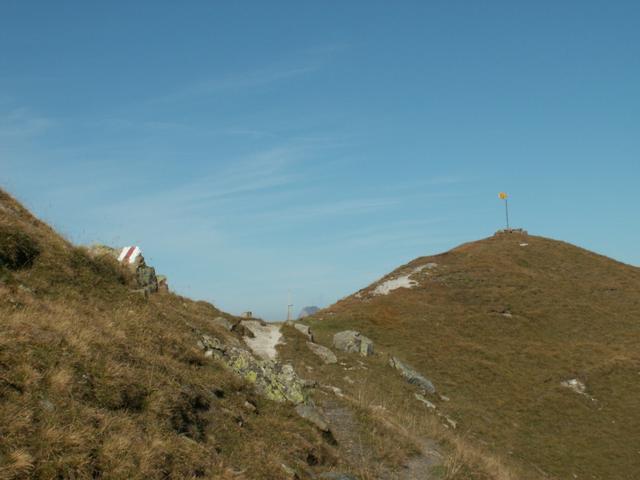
[117,246,142,265]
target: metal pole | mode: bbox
[505,199,510,230]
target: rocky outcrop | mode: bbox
[86,244,159,294]
[294,323,314,341]
[198,334,310,404]
[307,342,337,364]
[136,264,158,294]
[333,330,374,357]
[389,356,435,394]
[231,320,255,338]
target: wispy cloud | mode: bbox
[249,197,399,223]
[328,221,459,249]
[0,108,54,138]
[92,144,305,222]
[154,62,321,104]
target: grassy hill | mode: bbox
[4,185,638,479]
[0,189,350,480]
[300,232,640,480]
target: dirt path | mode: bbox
[241,320,282,360]
[321,398,442,479]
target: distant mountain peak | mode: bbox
[298,306,320,319]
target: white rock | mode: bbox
[414,393,437,409]
[372,263,437,296]
[242,321,282,360]
[561,378,587,395]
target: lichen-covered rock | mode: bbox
[198,334,310,404]
[306,342,337,364]
[332,330,374,357]
[136,265,158,293]
[294,323,314,341]
[389,356,435,394]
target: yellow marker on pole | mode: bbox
[499,192,509,229]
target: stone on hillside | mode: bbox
[243,400,257,413]
[136,265,158,293]
[359,336,374,356]
[561,378,588,396]
[442,415,457,429]
[197,334,309,404]
[88,244,164,295]
[294,323,314,341]
[389,356,436,394]
[414,393,436,409]
[306,342,337,364]
[157,274,169,292]
[231,321,255,338]
[332,330,374,357]
[295,403,329,432]
[212,316,233,331]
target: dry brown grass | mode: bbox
[0,189,340,479]
[4,185,638,479]
[298,233,640,479]
[277,323,523,480]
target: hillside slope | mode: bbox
[302,232,640,479]
[0,190,349,480]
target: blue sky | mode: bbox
[1,1,638,320]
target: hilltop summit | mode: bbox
[302,233,640,479]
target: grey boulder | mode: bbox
[136,265,158,293]
[333,330,374,357]
[389,356,435,394]
[306,342,337,364]
[294,323,314,341]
